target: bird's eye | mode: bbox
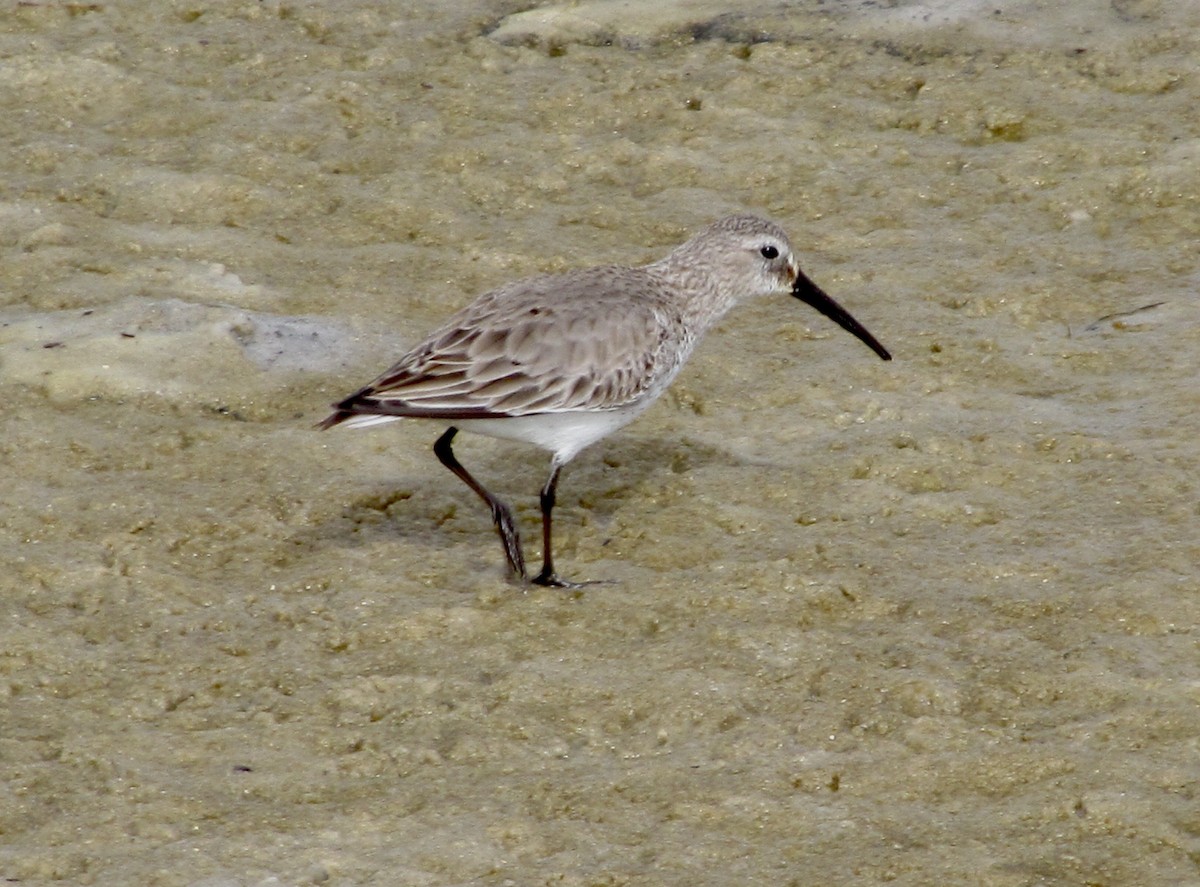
[760,245,779,259]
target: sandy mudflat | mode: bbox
[2,1,1199,884]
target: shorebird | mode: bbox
[320,214,891,586]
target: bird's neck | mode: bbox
[645,254,740,333]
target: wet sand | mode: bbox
[2,1,1199,884]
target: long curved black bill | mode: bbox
[792,271,892,361]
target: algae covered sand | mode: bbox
[2,1,1199,884]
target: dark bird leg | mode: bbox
[532,462,575,588]
[433,427,527,581]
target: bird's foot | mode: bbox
[530,564,613,590]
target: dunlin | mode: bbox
[320,214,891,587]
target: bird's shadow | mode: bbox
[296,432,734,559]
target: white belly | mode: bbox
[456,406,644,464]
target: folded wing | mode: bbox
[320,270,675,428]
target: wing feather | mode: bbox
[325,267,683,425]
